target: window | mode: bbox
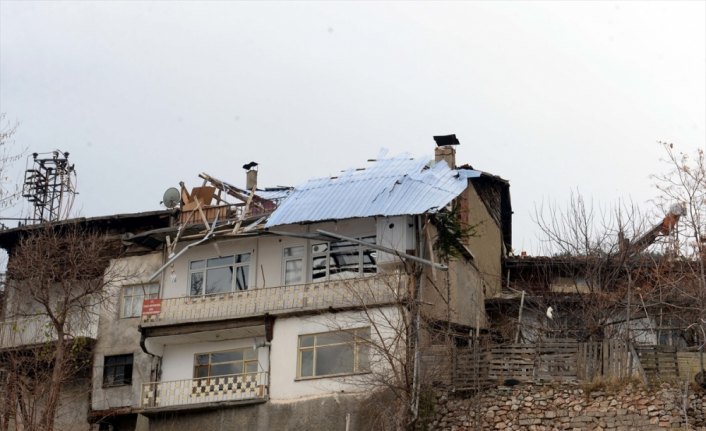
[103,354,133,387]
[189,253,251,296]
[311,236,376,281]
[121,284,160,318]
[298,328,370,378]
[194,348,258,378]
[283,246,304,285]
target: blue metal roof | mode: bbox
[265,154,478,228]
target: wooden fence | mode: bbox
[634,344,679,382]
[453,339,645,389]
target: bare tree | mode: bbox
[0,224,128,431]
[516,143,706,349]
[650,143,706,350]
[0,113,21,214]
[313,212,476,431]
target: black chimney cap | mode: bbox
[242,161,258,170]
[433,134,460,147]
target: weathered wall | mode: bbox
[92,252,163,411]
[461,182,502,297]
[54,377,92,431]
[430,382,706,430]
[3,377,92,431]
[165,218,378,297]
[269,308,401,400]
[161,337,269,382]
[420,257,487,329]
[145,393,374,431]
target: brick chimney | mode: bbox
[242,161,258,191]
[433,134,460,169]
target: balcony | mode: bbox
[141,273,406,328]
[0,315,98,349]
[141,372,268,409]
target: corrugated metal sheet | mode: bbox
[265,155,476,228]
[256,188,292,201]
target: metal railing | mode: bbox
[141,273,406,326]
[141,371,269,408]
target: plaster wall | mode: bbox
[462,183,503,297]
[164,237,258,298]
[161,337,269,382]
[376,215,415,264]
[92,252,163,411]
[269,307,401,400]
[162,218,378,299]
[146,393,372,431]
[5,377,92,431]
[54,377,92,431]
[450,258,487,328]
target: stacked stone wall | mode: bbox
[430,382,706,430]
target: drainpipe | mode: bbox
[410,215,423,424]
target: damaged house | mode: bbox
[477,205,706,386]
[0,137,511,430]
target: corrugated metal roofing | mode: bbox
[256,188,292,201]
[265,155,478,228]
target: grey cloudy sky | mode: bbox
[1,1,704,253]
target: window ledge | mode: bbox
[102,383,132,389]
[294,371,371,382]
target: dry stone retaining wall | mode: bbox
[430,382,706,430]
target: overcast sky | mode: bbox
[0,1,704,254]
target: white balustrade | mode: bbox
[142,273,407,326]
[141,372,268,408]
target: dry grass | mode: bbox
[581,376,645,395]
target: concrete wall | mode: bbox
[269,308,401,400]
[163,218,378,298]
[3,377,92,431]
[461,183,503,297]
[161,338,269,382]
[376,215,415,265]
[420,224,487,329]
[54,377,92,431]
[92,252,163,411]
[146,393,373,431]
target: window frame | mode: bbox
[102,354,134,388]
[297,327,370,380]
[309,236,377,282]
[188,252,252,297]
[120,284,160,319]
[193,348,259,380]
[282,245,305,286]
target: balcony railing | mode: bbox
[0,315,98,349]
[141,372,268,408]
[141,273,406,327]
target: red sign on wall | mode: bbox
[142,298,162,315]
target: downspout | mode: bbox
[410,215,423,424]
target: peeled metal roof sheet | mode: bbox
[265,154,475,228]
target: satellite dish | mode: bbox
[162,187,180,209]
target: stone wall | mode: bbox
[430,382,706,430]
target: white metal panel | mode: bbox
[265,155,473,228]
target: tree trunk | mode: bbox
[39,330,66,431]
